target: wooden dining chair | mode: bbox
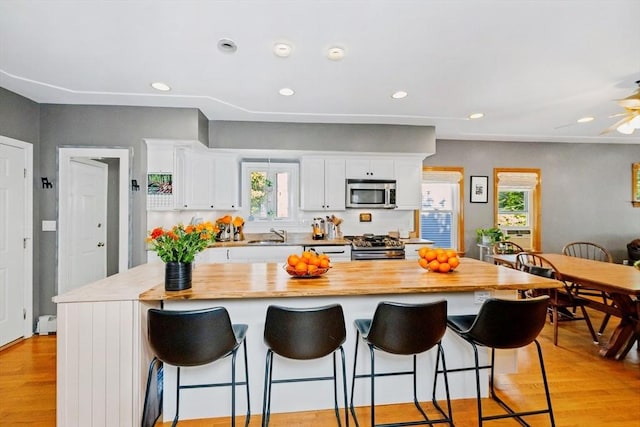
[515,253,598,346]
[492,240,525,255]
[491,241,526,268]
[562,241,614,334]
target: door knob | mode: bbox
[97,242,105,247]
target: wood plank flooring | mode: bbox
[0,310,638,426]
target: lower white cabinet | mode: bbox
[202,246,304,263]
[403,243,433,260]
[303,245,352,262]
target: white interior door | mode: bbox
[0,143,26,345]
[66,158,108,292]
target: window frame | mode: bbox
[416,166,465,253]
[493,168,541,251]
[240,160,300,225]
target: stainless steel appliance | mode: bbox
[344,234,405,260]
[346,179,397,209]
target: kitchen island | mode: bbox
[54,258,559,426]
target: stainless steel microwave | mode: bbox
[346,179,397,209]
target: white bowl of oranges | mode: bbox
[417,248,460,273]
[284,250,332,278]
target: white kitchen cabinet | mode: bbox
[303,245,352,262]
[175,149,239,211]
[394,158,423,209]
[404,243,432,260]
[346,158,394,179]
[201,245,303,264]
[300,157,346,211]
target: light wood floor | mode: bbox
[1,310,638,426]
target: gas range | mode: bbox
[343,234,405,260]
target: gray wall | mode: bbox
[426,139,640,261]
[210,121,436,154]
[37,104,206,316]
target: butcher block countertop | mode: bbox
[138,258,559,302]
[53,259,559,304]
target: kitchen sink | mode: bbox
[246,239,286,245]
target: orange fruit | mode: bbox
[319,258,330,268]
[307,264,319,275]
[436,253,449,263]
[308,256,321,267]
[425,250,437,261]
[287,254,300,267]
[319,254,329,260]
[418,247,430,259]
[448,257,460,269]
[418,258,429,269]
[295,261,308,274]
[438,262,451,273]
[428,260,440,271]
[435,248,445,256]
[446,250,457,259]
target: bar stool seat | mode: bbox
[142,307,250,427]
[350,300,453,427]
[262,303,349,427]
[444,296,555,426]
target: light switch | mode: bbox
[42,220,57,231]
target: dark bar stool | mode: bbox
[443,296,555,427]
[350,300,453,427]
[142,307,250,427]
[262,303,349,427]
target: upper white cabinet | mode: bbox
[394,158,423,210]
[147,140,239,211]
[176,149,239,210]
[300,157,346,211]
[345,158,394,179]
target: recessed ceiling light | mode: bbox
[279,88,295,96]
[327,47,345,61]
[391,91,408,99]
[577,116,595,123]
[150,82,171,92]
[468,113,484,119]
[274,43,292,58]
[217,38,237,53]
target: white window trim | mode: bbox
[240,161,300,226]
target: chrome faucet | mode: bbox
[270,228,287,242]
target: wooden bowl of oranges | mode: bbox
[417,248,460,273]
[284,250,332,278]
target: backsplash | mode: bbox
[146,209,415,238]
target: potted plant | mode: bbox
[476,227,508,245]
[146,221,218,291]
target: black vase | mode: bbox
[165,262,192,291]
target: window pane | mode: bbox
[420,212,452,247]
[498,190,529,227]
[275,172,289,219]
[421,182,455,248]
[250,171,268,217]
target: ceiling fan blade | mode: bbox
[617,90,640,109]
[600,115,632,135]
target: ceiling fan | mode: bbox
[601,80,640,135]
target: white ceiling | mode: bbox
[1,0,639,144]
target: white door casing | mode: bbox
[67,158,108,291]
[58,147,130,297]
[0,137,33,345]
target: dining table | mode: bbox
[489,252,640,360]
